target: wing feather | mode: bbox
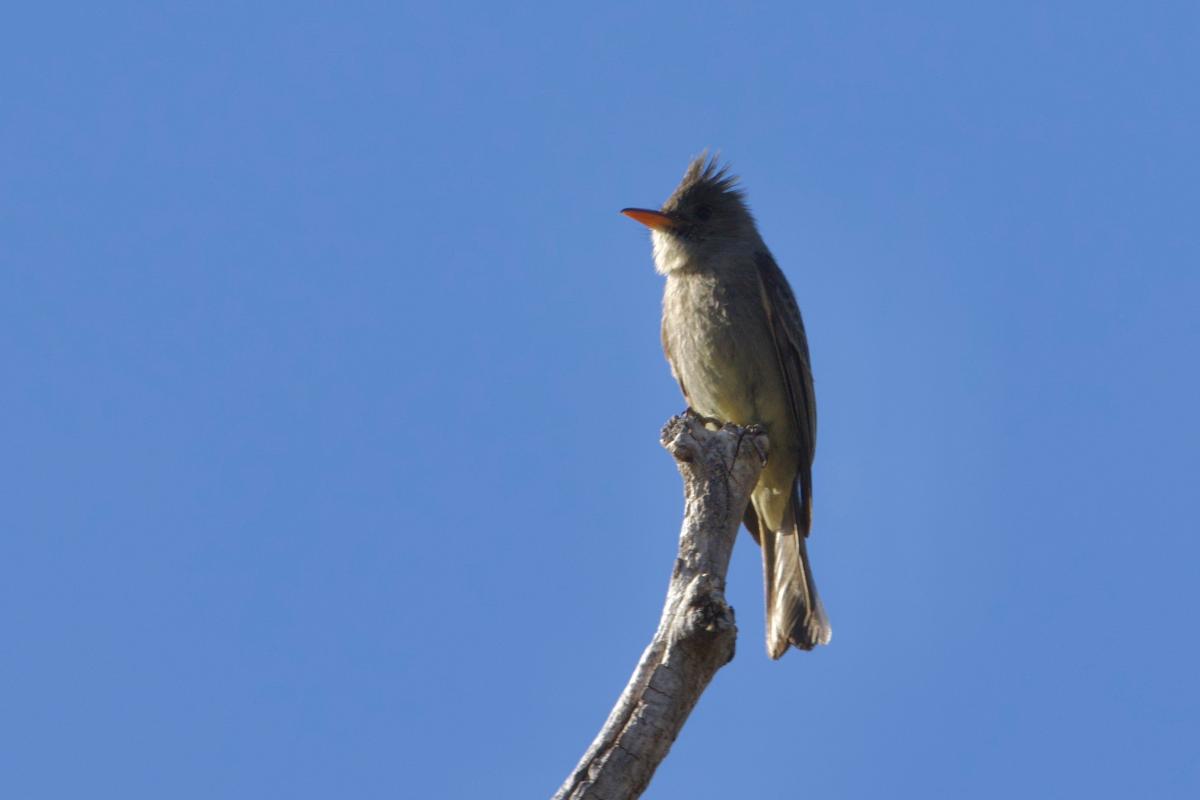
[753,250,817,536]
[661,314,691,406]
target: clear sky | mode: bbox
[3,2,1198,798]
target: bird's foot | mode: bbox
[734,423,769,466]
[684,407,726,430]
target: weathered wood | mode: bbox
[553,413,768,800]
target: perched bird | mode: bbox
[623,154,831,658]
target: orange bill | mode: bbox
[620,208,677,231]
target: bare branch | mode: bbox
[553,414,768,800]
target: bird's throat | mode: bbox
[650,230,692,275]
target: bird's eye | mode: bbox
[694,204,713,221]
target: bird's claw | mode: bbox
[736,423,769,466]
[684,407,725,429]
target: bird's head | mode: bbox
[622,153,757,273]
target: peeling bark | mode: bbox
[553,414,768,800]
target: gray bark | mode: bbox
[553,414,768,800]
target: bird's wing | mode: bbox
[661,315,692,406]
[754,250,817,536]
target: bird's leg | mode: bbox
[683,408,767,465]
[731,422,769,467]
[684,406,726,430]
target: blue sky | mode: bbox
[3,2,1198,798]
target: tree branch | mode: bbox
[553,414,768,800]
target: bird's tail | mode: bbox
[752,499,831,658]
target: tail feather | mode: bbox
[749,499,831,658]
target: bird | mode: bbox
[622,154,831,658]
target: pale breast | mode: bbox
[662,271,777,426]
